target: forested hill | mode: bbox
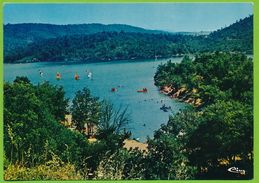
[4,32,191,62]
[4,23,163,39]
[205,15,253,53]
[209,15,253,40]
[4,15,253,63]
[4,23,165,54]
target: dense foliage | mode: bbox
[71,88,100,135]
[4,78,130,180]
[209,16,253,53]
[153,52,253,179]
[155,52,253,106]
[5,154,82,180]
[4,15,253,63]
[4,23,164,57]
[4,32,193,62]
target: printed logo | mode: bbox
[227,167,246,175]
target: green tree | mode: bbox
[13,76,31,84]
[35,82,68,121]
[96,100,131,151]
[71,88,100,136]
[145,134,197,180]
[188,100,253,179]
[98,101,131,138]
[143,109,199,180]
[4,78,92,172]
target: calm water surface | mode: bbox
[4,58,186,141]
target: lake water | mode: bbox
[4,58,186,142]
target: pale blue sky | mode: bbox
[4,3,253,32]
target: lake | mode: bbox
[4,58,187,142]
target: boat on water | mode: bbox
[39,69,44,77]
[74,73,79,80]
[87,72,92,79]
[111,88,117,92]
[56,72,61,80]
[160,104,171,112]
[137,88,148,93]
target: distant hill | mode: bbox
[4,15,253,63]
[4,23,165,54]
[4,32,192,63]
[206,15,253,53]
[209,15,253,40]
[175,31,211,36]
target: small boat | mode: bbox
[74,73,79,80]
[87,72,92,79]
[160,104,171,112]
[39,69,44,77]
[137,88,148,93]
[111,88,117,92]
[56,72,61,80]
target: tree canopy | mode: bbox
[153,53,253,179]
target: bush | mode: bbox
[4,154,82,180]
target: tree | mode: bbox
[71,88,100,136]
[188,100,253,179]
[35,82,68,121]
[142,109,199,180]
[145,134,197,180]
[4,78,91,171]
[98,100,131,138]
[13,76,31,84]
[97,100,131,151]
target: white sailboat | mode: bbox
[87,72,92,79]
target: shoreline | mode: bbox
[62,114,148,152]
[159,85,203,107]
[4,55,184,65]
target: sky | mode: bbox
[4,3,253,32]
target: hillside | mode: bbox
[4,15,253,63]
[210,15,253,40]
[4,32,192,63]
[4,23,165,55]
[207,15,253,53]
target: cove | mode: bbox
[4,58,187,141]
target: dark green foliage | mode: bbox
[155,52,253,106]
[98,100,131,138]
[69,89,132,174]
[153,52,253,179]
[71,88,100,136]
[188,100,253,179]
[4,23,165,55]
[4,15,253,63]
[96,101,131,152]
[35,82,69,121]
[141,109,199,180]
[4,78,121,179]
[4,78,91,169]
[13,76,31,84]
[208,16,253,53]
[4,32,190,63]
[145,134,197,180]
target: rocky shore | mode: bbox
[160,85,202,107]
